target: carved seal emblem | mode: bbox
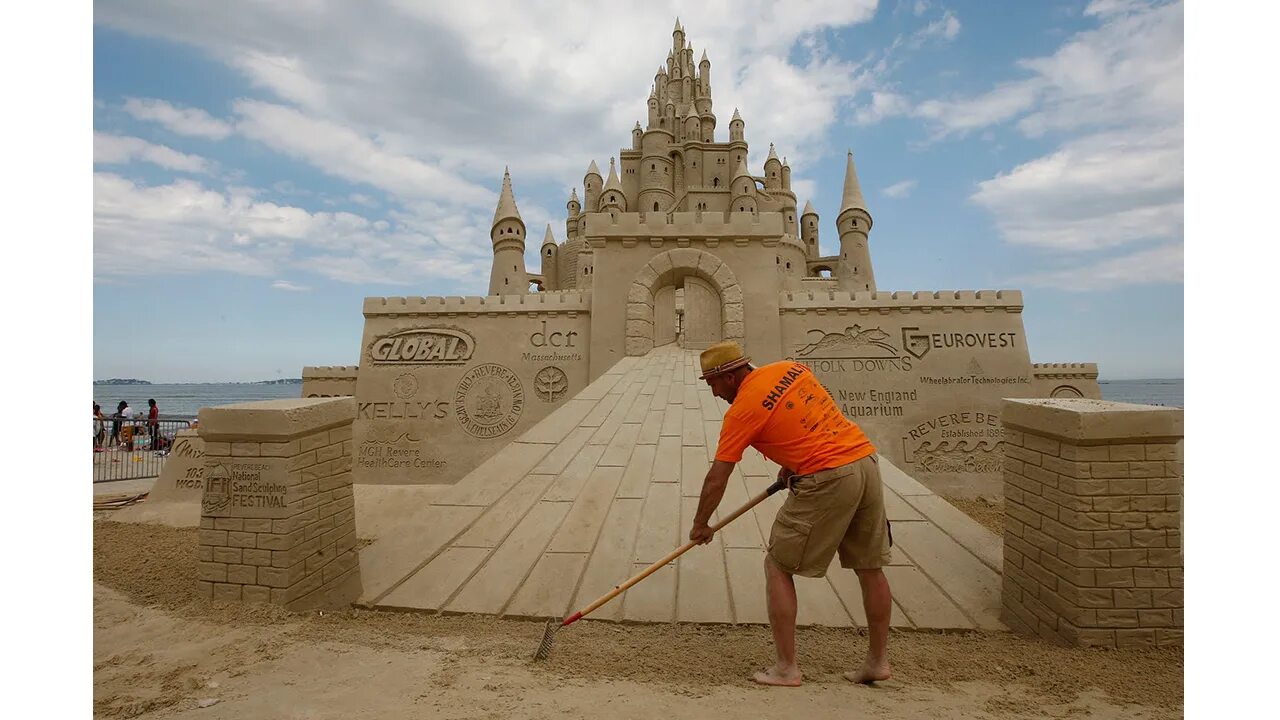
[392,372,419,399]
[533,366,569,403]
[454,364,524,438]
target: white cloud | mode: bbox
[93,132,210,173]
[121,97,233,139]
[1006,243,1182,291]
[971,127,1182,251]
[854,90,911,125]
[93,172,492,285]
[914,80,1043,137]
[232,99,495,207]
[883,179,917,198]
[271,280,310,292]
[96,1,881,190]
[918,11,961,42]
[913,0,1180,139]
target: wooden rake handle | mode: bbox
[562,478,786,626]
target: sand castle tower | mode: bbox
[836,151,875,292]
[487,168,528,295]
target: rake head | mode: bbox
[532,617,561,661]
[532,611,583,661]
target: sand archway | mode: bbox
[625,248,744,355]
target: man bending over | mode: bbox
[689,340,894,687]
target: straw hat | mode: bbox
[698,340,751,379]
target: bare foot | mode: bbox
[844,660,892,684]
[752,665,802,687]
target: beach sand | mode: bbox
[93,519,1182,719]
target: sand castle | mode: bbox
[111,22,1177,648]
[302,21,1099,499]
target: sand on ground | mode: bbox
[93,519,1181,719]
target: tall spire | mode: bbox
[492,166,523,226]
[586,159,601,178]
[731,107,742,122]
[542,223,556,247]
[733,155,751,182]
[603,157,623,193]
[840,151,868,215]
[767,143,779,162]
[802,199,817,217]
[674,17,682,33]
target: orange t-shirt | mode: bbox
[714,361,875,475]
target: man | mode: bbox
[689,340,893,687]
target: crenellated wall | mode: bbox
[1031,363,1102,400]
[362,291,592,316]
[779,288,1024,309]
[584,210,785,239]
[351,292,592,485]
[302,365,359,398]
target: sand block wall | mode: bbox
[999,398,1182,648]
[196,398,362,610]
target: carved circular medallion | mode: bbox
[533,366,569,403]
[454,364,524,438]
[392,373,419,399]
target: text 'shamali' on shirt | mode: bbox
[714,361,875,476]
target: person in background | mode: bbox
[93,403,106,450]
[147,399,160,450]
[110,400,130,447]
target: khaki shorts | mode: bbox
[767,454,891,577]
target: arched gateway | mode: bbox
[625,248,744,354]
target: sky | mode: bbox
[89,0,1183,382]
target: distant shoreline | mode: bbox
[93,379,303,386]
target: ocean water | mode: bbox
[92,378,1184,420]
[91,383,304,420]
[1097,379,1183,408]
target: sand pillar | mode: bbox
[196,397,361,610]
[999,398,1182,648]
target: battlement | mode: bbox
[302,365,359,380]
[778,289,1024,312]
[1031,362,1099,379]
[583,210,785,238]
[363,291,592,317]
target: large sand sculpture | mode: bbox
[303,21,1099,499]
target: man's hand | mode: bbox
[689,522,714,545]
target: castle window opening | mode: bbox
[654,202,659,211]
[713,178,719,187]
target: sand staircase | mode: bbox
[357,346,1005,630]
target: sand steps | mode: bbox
[359,346,1005,630]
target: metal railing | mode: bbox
[93,417,194,484]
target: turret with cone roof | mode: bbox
[764,143,782,190]
[730,155,758,215]
[488,167,529,295]
[729,107,745,143]
[601,157,626,211]
[801,199,821,259]
[583,159,602,213]
[565,187,580,243]
[836,151,875,292]
[539,223,558,290]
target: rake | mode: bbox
[533,477,786,661]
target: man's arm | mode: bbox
[689,460,736,544]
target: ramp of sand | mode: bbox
[357,346,1005,630]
